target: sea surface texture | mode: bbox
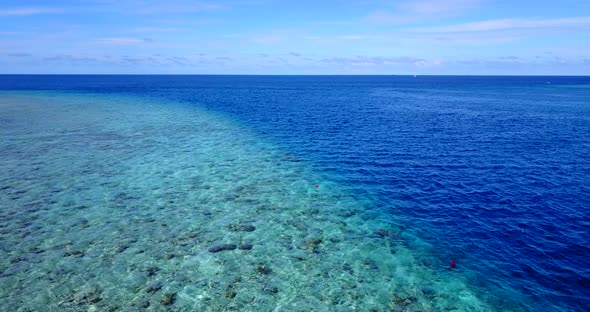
[0,75,588,312]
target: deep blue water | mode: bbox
[2,75,589,311]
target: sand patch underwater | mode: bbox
[0,92,499,311]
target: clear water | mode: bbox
[1,75,589,311]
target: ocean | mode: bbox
[0,75,588,311]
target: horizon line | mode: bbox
[0,73,589,77]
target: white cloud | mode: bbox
[249,28,301,44]
[321,56,430,67]
[130,27,185,33]
[337,34,387,41]
[95,38,152,45]
[366,0,482,24]
[135,2,224,14]
[410,17,590,33]
[398,0,480,15]
[0,7,64,16]
[6,52,31,57]
[0,31,25,35]
[252,34,286,44]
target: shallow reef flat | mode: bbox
[0,92,505,311]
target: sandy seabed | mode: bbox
[0,92,506,311]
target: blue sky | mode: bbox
[1,0,589,74]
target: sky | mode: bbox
[1,0,589,74]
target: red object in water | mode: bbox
[450,261,457,268]
[315,184,319,188]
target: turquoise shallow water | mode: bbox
[0,92,508,311]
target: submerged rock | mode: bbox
[304,238,322,253]
[72,287,102,304]
[10,256,26,264]
[262,283,279,294]
[238,243,253,250]
[228,224,256,232]
[163,253,175,260]
[225,289,237,299]
[242,225,256,232]
[339,210,355,218]
[363,259,379,271]
[342,263,354,274]
[391,295,418,307]
[372,229,398,238]
[115,244,129,253]
[161,292,175,306]
[29,247,45,254]
[256,264,272,275]
[208,244,237,253]
[146,282,162,294]
[186,232,199,239]
[144,266,159,277]
[63,250,84,257]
